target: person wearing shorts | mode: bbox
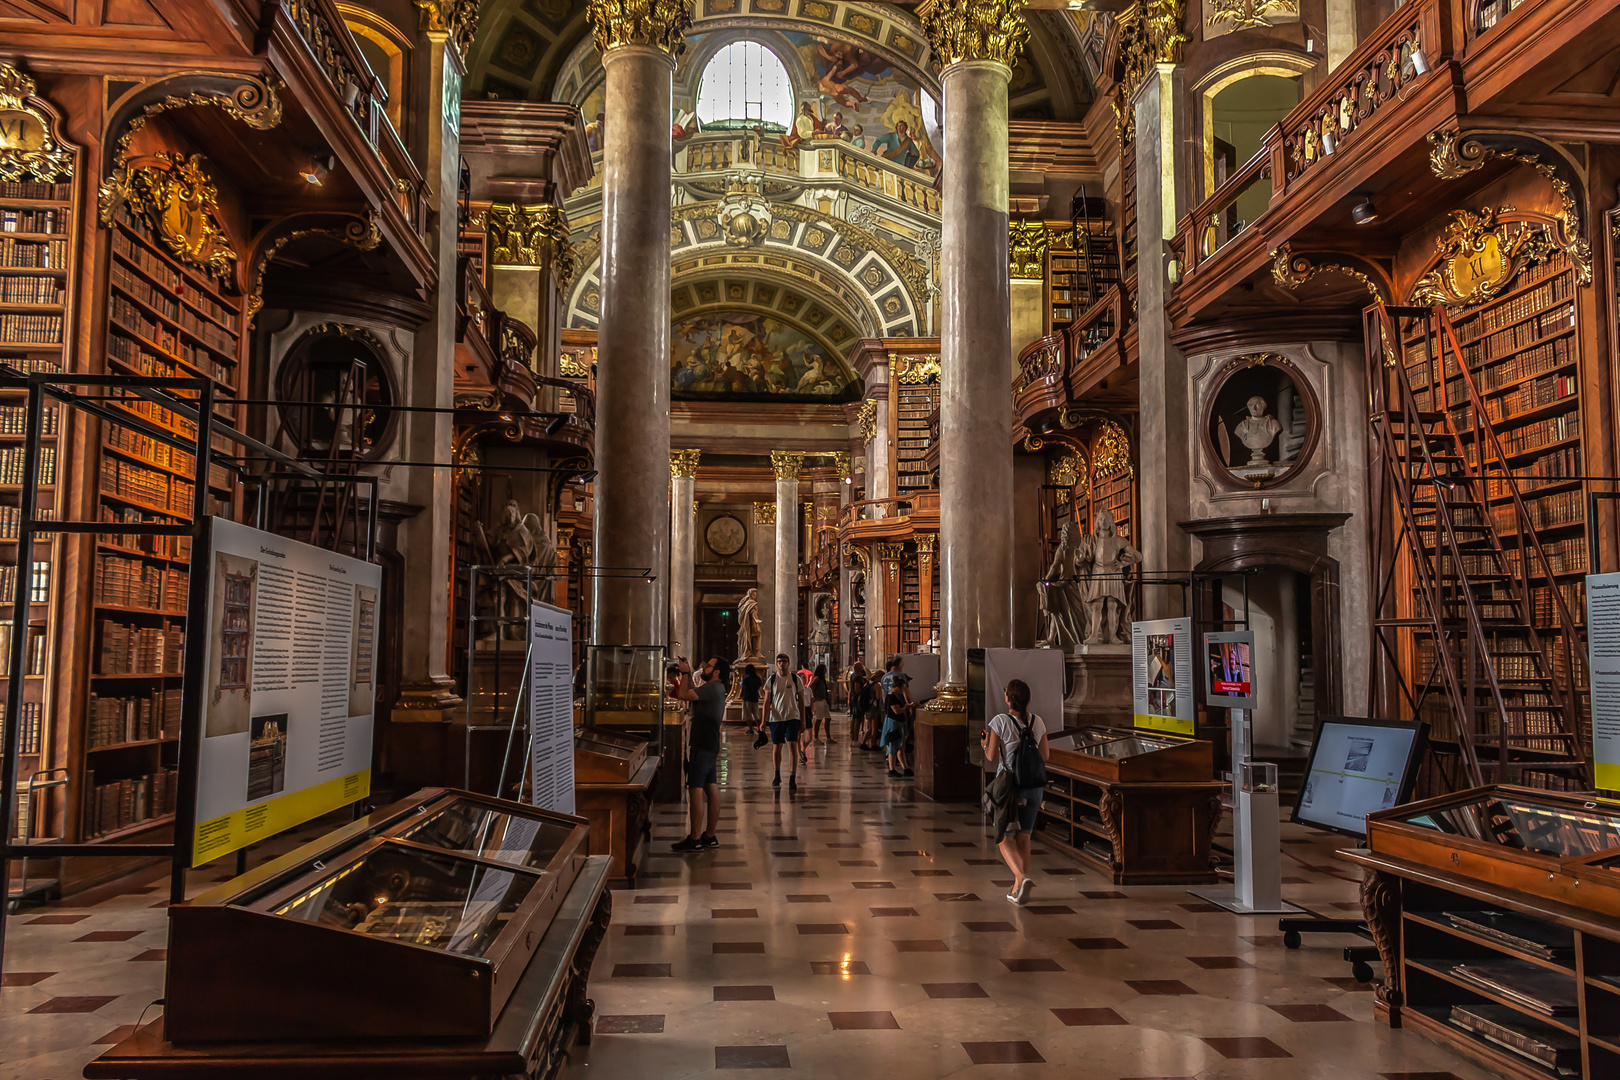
[981,678,1050,903]
[764,653,808,790]
[881,682,912,779]
[672,656,729,852]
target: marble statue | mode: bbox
[1233,395,1282,466]
[736,587,762,660]
[473,498,556,641]
[809,593,833,668]
[1037,522,1087,650]
[1080,509,1142,646]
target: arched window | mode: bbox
[695,41,793,129]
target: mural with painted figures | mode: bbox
[671,312,857,400]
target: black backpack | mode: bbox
[1008,712,1047,788]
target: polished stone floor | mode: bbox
[1,726,1493,1079]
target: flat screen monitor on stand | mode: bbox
[1278,716,1429,980]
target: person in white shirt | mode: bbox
[981,679,1050,904]
[763,653,809,790]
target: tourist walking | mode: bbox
[808,663,834,744]
[982,678,1050,903]
[881,673,913,779]
[671,656,729,851]
[764,653,809,789]
[741,663,765,748]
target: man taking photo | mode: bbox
[672,655,729,851]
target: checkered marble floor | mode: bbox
[1,728,1493,1080]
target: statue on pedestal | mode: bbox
[736,586,763,661]
[1080,509,1142,646]
[1037,522,1086,650]
[809,593,833,668]
[473,498,555,641]
[1233,395,1282,466]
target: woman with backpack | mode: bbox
[981,678,1050,905]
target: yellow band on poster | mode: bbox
[1135,712,1193,737]
[192,769,371,867]
[1595,761,1620,795]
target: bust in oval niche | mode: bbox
[1205,354,1319,489]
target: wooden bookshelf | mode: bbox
[1,175,76,833]
[1121,150,1138,287]
[892,365,939,498]
[1047,220,1121,333]
[899,556,920,652]
[75,205,244,841]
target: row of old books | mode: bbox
[0,275,63,305]
[97,619,184,675]
[0,237,67,269]
[94,553,186,611]
[95,506,191,561]
[87,689,181,748]
[1489,488,1583,532]
[109,264,237,356]
[1497,413,1578,457]
[1470,267,1573,336]
[0,444,55,484]
[1483,446,1582,497]
[0,404,58,435]
[0,560,49,604]
[0,702,42,755]
[0,312,62,343]
[0,206,66,234]
[100,458,194,514]
[108,328,235,391]
[83,766,178,838]
[0,623,47,676]
[0,181,71,201]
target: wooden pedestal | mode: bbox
[914,715,977,802]
[575,757,657,888]
[1038,763,1223,885]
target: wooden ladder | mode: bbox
[1365,303,1588,789]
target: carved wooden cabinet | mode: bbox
[574,728,656,887]
[1343,785,1620,1080]
[1037,727,1222,885]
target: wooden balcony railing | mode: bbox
[1173,0,1449,281]
[1011,285,1126,434]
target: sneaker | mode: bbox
[799,750,808,765]
[902,768,914,777]
[789,774,798,791]
[672,835,702,853]
[1015,878,1034,903]
[1006,889,1023,905]
[772,771,781,787]
[887,769,902,779]
[699,834,720,849]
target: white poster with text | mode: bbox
[528,601,576,814]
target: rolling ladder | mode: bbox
[1365,303,1587,790]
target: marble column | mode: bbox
[860,393,890,514]
[771,451,803,663]
[1135,64,1192,616]
[586,2,688,646]
[669,449,700,660]
[393,30,466,720]
[835,451,852,672]
[923,0,1027,708]
[753,501,777,659]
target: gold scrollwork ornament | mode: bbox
[1008,219,1049,280]
[488,203,576,286]
[855,398,879,442]
[0,63,73,182]
[126,153,238,279]
[1410,207,1540,308]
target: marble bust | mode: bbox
[1233,396,1282,465]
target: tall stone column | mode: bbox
[922,0,1027,708]
[586,1,690,646]
[669,449,700,659]
[393,27,467,721]
[753,501,777,658]
[771,451,803,663]
[835,451,852,672]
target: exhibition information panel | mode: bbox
[192,518,382,865]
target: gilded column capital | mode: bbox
[915,534,936,557]
[587,0,692,56]
[487,203,576,287]
[670,448,702,478]
[770,450,804,480]
[833,451,851,480]
[1116,0,1189,95]
[415,0,480,55]
[919,0,1028,72]
[754,501,777,526]
[875,542,906,562]
[802,500,814,519]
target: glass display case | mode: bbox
[164,788,589,1043]
[574,727,650,784]
[1366,785,1620,919]
[1048,725,1212,783]
[584,644,680,800]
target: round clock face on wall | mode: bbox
[705,514,747,558]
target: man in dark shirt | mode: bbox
[673,656,729,851]
[740,664,765,747]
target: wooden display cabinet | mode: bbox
[1343,785,1620,1079]
[574,729,656,888]
[574,728,649,784]
[1038,727,1222,885]
[165,788,590,1043]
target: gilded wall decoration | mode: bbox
[0,63,73,182]
[1050,451,1088,493]
[670,448,702,477]
[754,500,777,525]
[1008,219,1048,280]
[897,355,940,384]
[415,0,481,54]
[919,0,1028,71]
[247,212,381,321]
[771,449,805,479]
[1425,130,1593,286]
[1410,207,1556,307]
[1114,0,1188,97]
[856,397,878,441]
[1092,420,1134,480]
[488,203,576,285]
[587,0,694,55]
[1204,0,1297,34]
[126,153,238,279]
[1269,243,1386,300]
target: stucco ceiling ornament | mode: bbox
[716,175,772,248]
[918,0,1029,71]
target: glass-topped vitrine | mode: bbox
[165,788,589,1043]
[575,727,650,784]
[1366,786,1620,918]
[1048,725,1213,783]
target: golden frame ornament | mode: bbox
[0,62,74,183]
[1409,207,1552,308]
[126,152,238,280]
